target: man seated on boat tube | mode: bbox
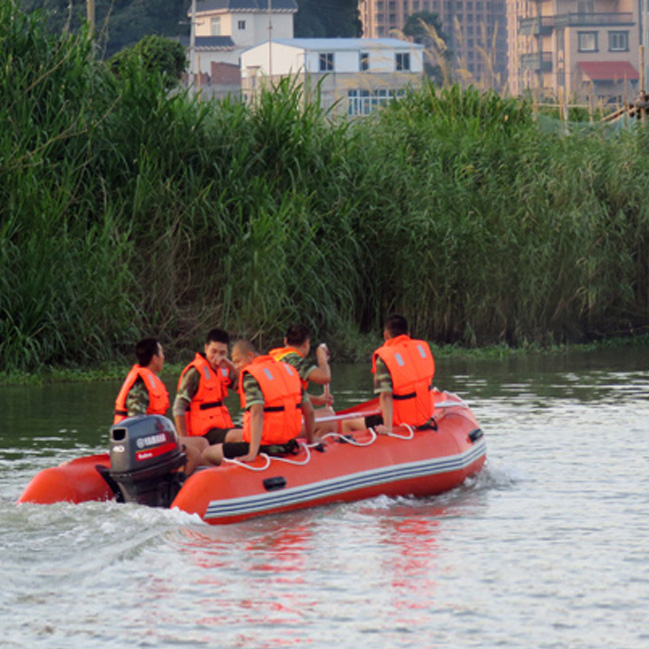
[268,323,335,435]
[113,338,204,475]
[343,314,437,435]
[173,328,241,447]
[202,339,315,465]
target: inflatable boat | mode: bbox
[17,390,486,524]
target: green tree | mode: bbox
[17,0,187,58]
[108,34,187,86]
[403,11,450,85]
[295,0,361,38]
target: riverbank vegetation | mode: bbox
[2,3,649,377]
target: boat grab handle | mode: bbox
[223,443,314,471]
[224,454,272,471]
[320,428,378,447]
[387,424,414,440]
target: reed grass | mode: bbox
[2,2,649,373]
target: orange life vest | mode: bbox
[240,355,303,445]
[372,334,435,427]
[113,365,170,424]
[177,353,233,436]
[268,346,308,389]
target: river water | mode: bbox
[2,349,649,648]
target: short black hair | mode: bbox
[285,323,310,346]
[135,338,160,367]
[206,328,230,345]
[384,314,409,338]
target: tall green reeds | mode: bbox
[2,1,649,374]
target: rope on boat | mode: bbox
[224,454,272,471]
[320,428,378,447]
[387,423,414,440]
[269,442,312,466]
[223,409,445,472]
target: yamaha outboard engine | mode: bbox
[108,415,187,508]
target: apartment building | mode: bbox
[508,0,641,102]
[358,0,508,88]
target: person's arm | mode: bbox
[172,368,200,437]
[301,395,315,444]
[221,357,239,385]
[375,392,393,435]
[239,404,264,462]
[125,378,149,417]
[306,343,331,385]
[307,389,334,407]
[373,356,393,435]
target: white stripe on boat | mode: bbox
[203,439,486,520]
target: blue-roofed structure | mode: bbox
[194,0,297,12]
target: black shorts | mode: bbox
[365,414,383,428]
[222,439,299,459]
[203,427,230,445]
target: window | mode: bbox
[609,31,629,52]
[348,88,404,116]
[396,52,411,71]
[577,1,595,14]
[578,31,598,52]
[211,16,221,36]
[319,52,334,72]
[360,51,369,71]
[238,20,246,30]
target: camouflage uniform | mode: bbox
[125,377,150,416]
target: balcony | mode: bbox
[518,17,553,36]
[519,13,634,35]
[553,12,634,27]
[520,51,553,72]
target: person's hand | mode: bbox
[316,343,330,363]
[374,424,391,435]
[238,452,259,463]
[220,357,235,371]
[322,390,334,406]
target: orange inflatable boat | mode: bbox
[18,390,486,525]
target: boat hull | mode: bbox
[172,405,485,524]
[17,392,486,524]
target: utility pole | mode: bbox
[86,0,95,35]
[190,0,197,91]
[268,0,273,81]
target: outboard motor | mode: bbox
[108,415,187,508]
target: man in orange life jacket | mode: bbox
[202,339,315,465]
[173,328,240,446]
[113,338,204,475]
[343,314,436,435]
[268,323,335,434]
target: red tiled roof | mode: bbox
[578,61,639,81]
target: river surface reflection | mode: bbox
[2,348,649,648]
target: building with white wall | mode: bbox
[358,0,509,90]
[241,37,425,115]
[181,0,297,96]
